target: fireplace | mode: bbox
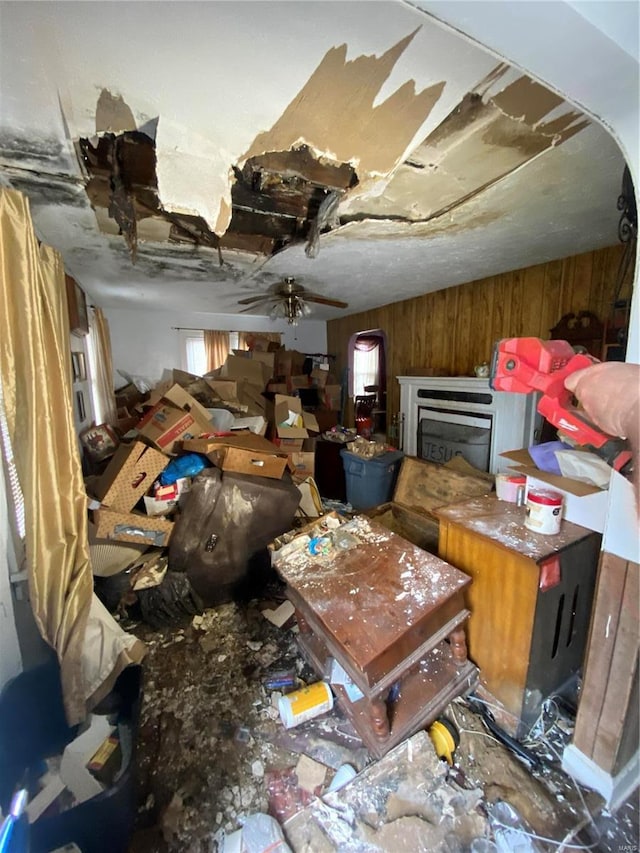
[397,376,539,474]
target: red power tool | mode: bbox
[491,337,633,474]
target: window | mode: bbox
[353,343,380,396]
[179,331,247,375]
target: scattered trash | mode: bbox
[278,682,334,729]
[326,763,357,792]
[295,753,328,793]
[261,600,295,628]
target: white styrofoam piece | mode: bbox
[60,714,114,804]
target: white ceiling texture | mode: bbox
[0,1,630,321]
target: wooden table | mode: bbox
[436,495,600,736]
[273,515,478,757]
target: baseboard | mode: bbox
[562,744,640,811]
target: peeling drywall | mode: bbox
[79,125,357,262]
[340,68,591,224]
[95,89,137,134]
[242,30,444,178]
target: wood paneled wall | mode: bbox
[327,245,631,424]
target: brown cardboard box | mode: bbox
[290,375,311,389]
[273,394,319,439]
[93,507,174,546]
[274,349,306,377]
[160,383,213,426]
[95,441,168,512]
[288,451,315,482]
[323,385,342,411]
[138,403,209,453]
[185,432,288,479]
[237,380,267,415]
[222,446,288,479]
[311,367,329,388]
[218,354,270,387]
[273,437,305,452]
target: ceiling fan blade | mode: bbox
[301,294,349,308]
[239,300,271,314]
[238,293,272,305]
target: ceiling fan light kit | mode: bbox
[238,276,348,324]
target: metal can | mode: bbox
[524,488,563,535]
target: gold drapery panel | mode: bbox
[204,329,230,371]
[91,306,117,425]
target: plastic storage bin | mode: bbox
[0,656,142,853]
[340,449,404,510]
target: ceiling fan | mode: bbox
[237,276,348,324]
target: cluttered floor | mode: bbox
[126,591,638,853]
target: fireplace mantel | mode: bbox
[397,376,538,473]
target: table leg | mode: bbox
[367,694,390,742]
[449,625,468,666]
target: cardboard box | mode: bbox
[218,354,270,387]
[186,432,288,479]
[94,441,168,512]
[273,394,319,439]
[290,374,311,389]
[288,451,315,481]
[160,383,213,427]
[138,403,209,453]
[323,384,342,411]
[237,380,267,415]
[500,448,609,533]
[273,437,304,452]
[94,507,174,546]
[222,446,288,479]
[274,349,306,377]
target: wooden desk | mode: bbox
[436,495,600,736]
[273,516,477,757]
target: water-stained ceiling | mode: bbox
[0,1,627,320]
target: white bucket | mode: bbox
[524,488,563,535]
[278,682,334,729]
[495,472,527,503]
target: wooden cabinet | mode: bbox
[273,516,477,757]
[436,496,600,737]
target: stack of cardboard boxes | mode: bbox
[89,347,344,545]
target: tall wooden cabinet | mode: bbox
[436,496,600,736]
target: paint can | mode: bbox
[278,682,334,729]
[524,488,563,535]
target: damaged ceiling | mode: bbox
[0,1,628,319]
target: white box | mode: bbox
[524,475,609,534]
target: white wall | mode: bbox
[104,306,328,386]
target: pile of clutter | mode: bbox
[84,347,351,627]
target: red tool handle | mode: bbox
[491,338,633,472]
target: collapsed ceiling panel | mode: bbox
[0,1,626,315]
[77,129,358,263]
[242,29,445,178]
[339,66,591,223]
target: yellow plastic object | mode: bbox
[428,718,459,765]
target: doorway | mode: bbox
[349,329,387,436]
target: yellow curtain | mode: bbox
[204,329,230,371]
[237,331,281,351]
[0,190,145,723]
[91,307,117,425]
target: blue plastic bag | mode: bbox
[159,453,209,485]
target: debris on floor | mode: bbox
[126,600,639,853]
